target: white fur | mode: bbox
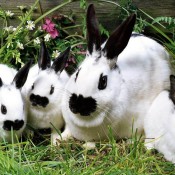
[0,64,26,142]
[144,90,175,163]
[61,35,171,142]
[23,64,69,144]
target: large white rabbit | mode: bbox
[0,62,31,143]
[60,4,171,145]
[23,41,70,144]
[144,75,175,163]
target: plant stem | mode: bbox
[65,34,85,40]
[98,0,129,15]
[71,42,86,49]
[138,9,165,29]
[24,33,46,46]
[63,24,83,30]
[34,0,73,24]
[38,0,44,24]
[145,21,175,46]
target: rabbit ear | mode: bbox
[51,47,71,73]
[0,78,3,87]
[38,41,51,70]
[86,4,101,55]
[103,14,136,60]
[13,61,31,89]
[170,75,175,103]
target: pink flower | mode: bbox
[77,45,83,49]
[66,56,76,67]
[69,57,76,63]
[42,18,55,32]
[49,29,59,39]
[42,18,59,39]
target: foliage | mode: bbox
[0,0,86,70]
[152,17,175,28]
[0,0,112,71]
[1,0,175,174]
[1,0,175,69]
[113,0,147,33]
[100,0,175,60]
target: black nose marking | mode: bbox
[69,93,97,116]
[3,120,24,131]
[30,93,49,108]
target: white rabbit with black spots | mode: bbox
[0,62,31,143]
[23,41,70,145]
[60,4,171,147]
[144,75,175,164]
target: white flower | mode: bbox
[4,26,13,32]
[12,27,17,31]
[17,6,27,11]
[34,37,40,45]
[17,42,24,50]
[5,10,14,17]
[26,21,35,30]
[30,6,38,11]
[44,34,51,42]
[52,50,60,58]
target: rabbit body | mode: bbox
[144,75,175,163]
[0,63,30,142]
[23,42,70,144]
[62,33,171,141]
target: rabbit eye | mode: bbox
[98,73,107,90]
[50,85,54,95]
[1,104,7,115]
[31,84,34,90]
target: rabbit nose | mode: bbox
[3,120,24,131]
[69,93,97,116]
[30,93,49,108]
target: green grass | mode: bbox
[0,132,174,175]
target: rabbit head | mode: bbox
[28,41,70,112]
[63,4,136,128]
[0,62,31,142]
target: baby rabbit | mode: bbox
[24,41,70,144]
[144,75,175,164]
[60,4,171,145]
[0,62,31,143]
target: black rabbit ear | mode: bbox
[86,4,101,55]
[51,47,71,73]
[170,75,175,103]
[38,40,51,70]
[0,78,3,87]
[13,61,31,89]
[103,14,136,60]
[170,75,175,85]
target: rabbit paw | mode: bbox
[51,133,61,146]
[83,142,96,150]
[51,127,72,146]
